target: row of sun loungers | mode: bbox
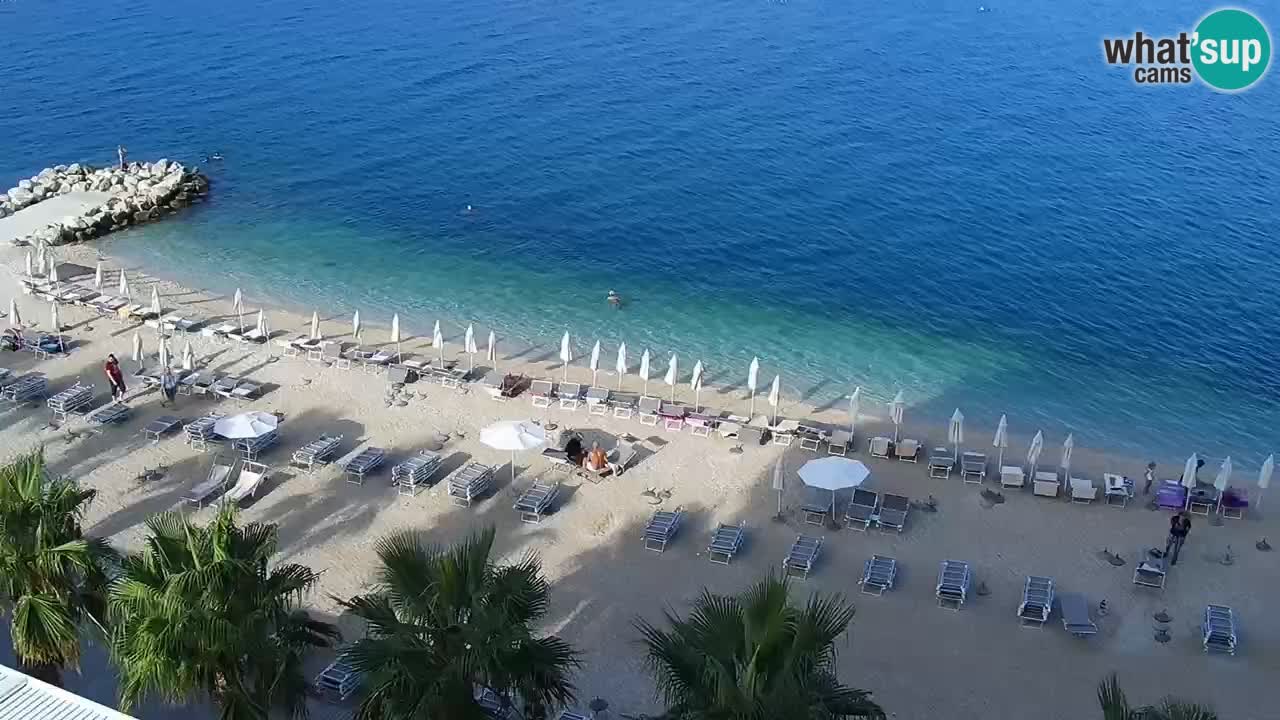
[513,480,559,523]
[143,414,181,441]
[392,450,444,495]
[182,455,270,507]
[799,487,911,533]
[341,447,387,485]
[783,535,823,579]
[2,372,48,405]
[707,522,745,565]
[184,411,224,451]
[47,382,94,421]
[1203,605,1237,655]
[448,462,496,507]
[644,509,683,552]
[233,431,279,461]
[291,434,344,472]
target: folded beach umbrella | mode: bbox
[663,353,678,401]
[799,456,871,514]
[433,321,445,362]
[1026,430,1044,475]
[559,332,573,381]
[24,251,32,277]
[949,409,965,461]
[49,302,59,333]
[639,349,651,397]
[487,330,498,370]
[392,314,403,359]
[94,261,103,289]
[747,356,760,415]
[255,309,268,338]
[768,374,781,425]
[690,360,704,411]
[464,323,477,371]
[150,286,162,318]
[158,335,169,369]
[233,288,244,331]
[48,261,60,286]
[1258,454,1273,509]
[480,419,547,483]
[182,341,194,371]
[309,311,321,341]
[1214,456,1232,493]
[993,414,1009,469]
[35,246,45,276]
[118,269,130,300]
[132,331,143,367]
[1060,433,1074,479]
[772,459,785,516]
[353,311,363,345]
[1181,453,1199,490]
[214,411,278,439]
[8,298,20,327]
[615,342,627,390]
[849,386,862,435]
[589,340,601,386]
[889,390,906,441]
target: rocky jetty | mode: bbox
[0,160,210,246]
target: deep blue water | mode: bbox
[4,0,1279,462]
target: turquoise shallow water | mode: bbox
[4,0,1279,461]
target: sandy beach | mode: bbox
[1,238,1276,720]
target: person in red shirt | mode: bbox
[104,354,127,402]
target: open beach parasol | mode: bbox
[233,288,244,332]
[310,311,321,341]
[487,330,498,371]
[559,332,573,381]
[639,350,651,397]
[391,314,402,360]
[889,390,905,442]
[949,409,964,461]
[747,357,760,416]
[663,353,678,402]
[1060,433,1074,480]
[94,261,103,290]
[214,411,278,439]
[690,360,704,412]
[768,374,781,425]
[464,323,477,371]
[589,340,601,386]
[1026,430,1044,475]
[993,414,1009,470]
[615,342,627,390]
[480,419,547,483]
[1258,454,1273,509]
[849,386,862,436]
[799,457,871,515]
[118,269,130,300]
[8,298,20,327]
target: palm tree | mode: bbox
[108,505,339,720]
[1098,674,1218,720]
[0,448,115,686]
[338,526,579,720]
[636,574,885,720]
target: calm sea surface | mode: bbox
[4,0,1279,461]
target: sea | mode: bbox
[4,0,1278,464]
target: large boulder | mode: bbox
[17,179,32,191]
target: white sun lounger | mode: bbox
[868,436,891,458]
[1018,575,1054,627]
[936,560,972,610]
[233,431,278,461]
[341,447,386,485]
[783,535,822,579]
[827,429,852,456]
[861,555,897,596]
[224,461,269,503]
[637,396,662,426]
[514,480,560,523]
[1000,465,1026,488]
[643,509,683,552]
[529,379,555,408]
[184,455,236,507]
[961,451,987,483]
[448,462,496,507]
[844,489,879,531]
[1069,477,1097,504]
[585,386,610,415]
[878,493,910,533]
[392,450,444,496]
[1202,605,1236,655]
[707,522,745,565]
[558,382,582,410]
[928,447,955,478]
[895,438,920,462]
[1059,592,1098,637]
[291,434,344,472]
[1133,550,1167,589]
[47,382,95,421]
[184,411,224,451]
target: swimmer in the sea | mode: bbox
[607,290,621,307]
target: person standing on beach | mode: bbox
[1143,462,1157,494]
[1165,512,1191,566]
[104,354,127,402]
[159,366,178,408]
[117,145,127,169]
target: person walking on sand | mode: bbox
[1143,461,1157,495]
[104,353,127,402]
[160,366,178,408]
[1165,512,1191,566]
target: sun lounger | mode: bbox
[529,379,555,408]
[1069,477,1097,504]
[233,431,278,461]
[291,434,344,472]
[769,419,797,446]
[314,651,361,701]
[878,493,910,533]
[341,447,386,485]
[209,376,238,399]
[448,462,496,507]
[737,424,765,446]
[707,523,745,565]
[1202,605,1237,655]
[87,401,131,425]
[928,447,954,478]
[177,371,202,396]
[1000,465,1026,488]
[1188,487,1219,516]
[513,480,560,523]
[609,394,635,419]
[47,382,95,421]
[317,342,348,369]
[868,436,891,458]
[229,380,262,403]
[844,488,879,531]
[192,373,220,396]
[1219,487,1248,519]
[895,438,919,462]
[585,386,610,415]
[685,412,717,438]
[637,396,662,426]
[1104,473,1134,507]
[556,382,582,410]
[184,454,236,507]
[1018,575,1054,627]
[1059,592,1097,637]
[800,486,832,525]
[827,429,852,456]
[659,403,687,432]
[1133,550,1167,589]
[541,447,577,475]
[797,423,827,452]
[184,411,224,451]
[2,373,48,405]
[783,535,822,579]
[608,442,638,476]
[556,712,588,720]
[224,461,269,503]
[960,451,986,483]
[1033,471,1060,497]
[392,450,444,496]
[936,560,972,610]
[861,555,897,596]
[1155,480,1187,510]
[143,415,182,441]
[643,509,683,552]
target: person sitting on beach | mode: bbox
[584,442,608,472]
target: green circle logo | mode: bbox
[1193,9,1271,91]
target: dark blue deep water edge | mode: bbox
[4,0,1279,462]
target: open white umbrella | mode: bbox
[993,414,1009,470]
[25,251,32,277]
[772,459,785,516]
[948,409,965,461]
[1258,454,1273,509]
[768,374,781,425]
[214,411,278,439]
[589,340,601,386]
[309,311,321,341]
[433,320,445,362]
[559,332,573,381]
[848,386,862,436]
[615,342,627,390]
[8,298,20,327]
[690,360,704,412]
[131,331,143,367]
[94,261,103,290]
[118,269,130,300]
[181,341,194,371]
[1060,434,1075,480]
[663,353,678,401]
[480,419,547,483]
[799,457,871,517]
[464,323,477,371]
[639,350,651,397]
[391,314,403,360]
[889,390,905,442]
[747,357,760,416]
[487,330,498,370]
[1026,430,1044,475]
[233,288,244,332]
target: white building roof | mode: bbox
[0,664,136,720]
